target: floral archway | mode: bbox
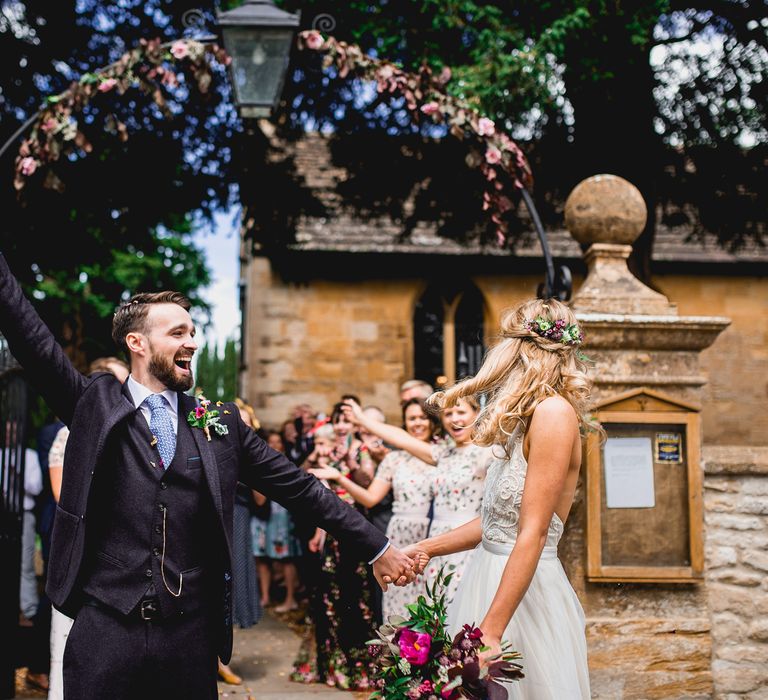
[12,30,564,295]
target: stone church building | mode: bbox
[238,130,767,698]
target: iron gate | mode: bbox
[0,333,29,698]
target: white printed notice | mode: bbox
[603,437,656,508]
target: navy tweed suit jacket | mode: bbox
[0,254,388,662]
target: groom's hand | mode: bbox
[372,545,416,591]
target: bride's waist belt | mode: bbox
[482,537,558,560]
[391,508,430,518]
[431,511,478,524]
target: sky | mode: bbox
[192,205,241,353]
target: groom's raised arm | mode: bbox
[0,254,85,425]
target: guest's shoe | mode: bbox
[217,661,242,685]
[26,672,49,691]
[274,601,299,613]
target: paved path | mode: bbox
[16,610,363,699]
[218,610,364,700]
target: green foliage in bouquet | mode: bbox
[367,566,523,699]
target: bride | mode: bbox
[404,298,594,699]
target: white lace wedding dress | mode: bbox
[447,426,591,699]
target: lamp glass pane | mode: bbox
[225,27,293,108]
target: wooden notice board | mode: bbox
[586,388,703,583]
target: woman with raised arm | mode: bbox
[342,395,493,604]
[310,398,440,620]
[404,299,594,699]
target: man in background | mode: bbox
[399,379,434,406]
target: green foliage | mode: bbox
[194,336,238,402]
[285,0,764,145]
[0,2,236,365]
[276,0,765,262]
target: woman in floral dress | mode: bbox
[291,406,378,691]
[309,398,441,620]
[251,430,303,611]
[341,396,493,603]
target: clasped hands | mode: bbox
[372,541,433,592]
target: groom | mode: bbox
[0,254,415,699]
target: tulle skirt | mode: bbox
[447,539,590,699]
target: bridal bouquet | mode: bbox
[366,568,523,699]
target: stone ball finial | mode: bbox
[564,174,647,246]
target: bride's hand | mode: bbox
[401,542,431,575]
[477,630,503,669]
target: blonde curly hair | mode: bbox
[429,298,594,453]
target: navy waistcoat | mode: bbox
[80,406,220,617]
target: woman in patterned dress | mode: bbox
[309,398,440,620]
[291,406,379,691]
[341,396,493,603]
[250,430,303,612]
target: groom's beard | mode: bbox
[148,350,194,392]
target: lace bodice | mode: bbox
[482,425,564,548]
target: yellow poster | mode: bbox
[655,432,683,463]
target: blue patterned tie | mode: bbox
[145,394,176,470]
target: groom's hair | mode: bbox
[112,291,192,354]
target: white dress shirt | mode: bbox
[126,375,179,434]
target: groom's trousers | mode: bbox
[63,599,218,700]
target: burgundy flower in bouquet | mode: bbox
[366,568,523,699]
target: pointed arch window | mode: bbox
[413,281,486,389]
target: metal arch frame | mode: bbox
[520,186,573,302]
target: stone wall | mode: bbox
[239,257,541,427]
[240,258,416,426]
[657,276,768,447]
[703,445,768,699]
[242,259,767,446]
[559,475,714,698]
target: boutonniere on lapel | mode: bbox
[187,393,229,442]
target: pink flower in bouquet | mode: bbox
[420,101,440,115]
[418,679,434,693]
[194,406,206,419]
[397,629,432,666]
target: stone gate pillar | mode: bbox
[560,174,730,698]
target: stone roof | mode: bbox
[250,131,767,265]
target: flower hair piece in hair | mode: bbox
[525,316,583,346]
[308,417,331,436]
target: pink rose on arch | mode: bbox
[19,157,37,176]
[420,101,439,115]
[304,30,324,50]
[397,628,432,666]
[194,406,206,419]
[485,145,502,164]
[97,78,117,93]
[477,117,495,136]
[170,41,189,60]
